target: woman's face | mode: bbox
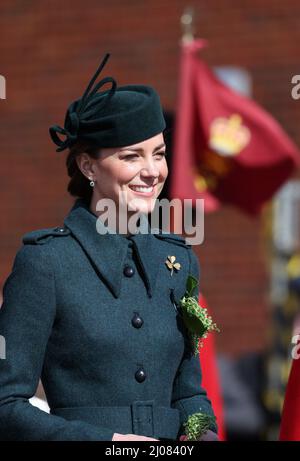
[82,132,168,215]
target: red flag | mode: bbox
[279,357,300,440]
[198,294,226,441]
[170,40,300,215]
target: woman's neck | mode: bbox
[89,200,138,237]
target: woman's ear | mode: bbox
[76,153,94,179]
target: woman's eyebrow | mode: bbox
[119,142,166,153]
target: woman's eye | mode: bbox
[122,152,166,160]
[122,154,139,160]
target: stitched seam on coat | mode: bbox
[43,245,58,322]
[178,400,188,420]
[187,247,192,276]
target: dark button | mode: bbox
[131,313,144,329]
[123,265,135,277]
[135,368,146,383]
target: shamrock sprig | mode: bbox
[179,274,220,356]
[183,413,217,441]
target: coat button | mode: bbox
[131,313,144,329]
[123,265,135,277]
[54,227,66,233]
[135,368,146,383]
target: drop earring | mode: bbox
[89,178,95,187]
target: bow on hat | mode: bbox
[49,54,117,152]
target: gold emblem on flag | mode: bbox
[192,148,232,192]
[209,114,251,157]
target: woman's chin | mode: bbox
[127,197,156,215]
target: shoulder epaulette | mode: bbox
[22,226,71,245]
[153,230,191,249]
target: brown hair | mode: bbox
[66,141,101,203]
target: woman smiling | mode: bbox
[0,54,217,441]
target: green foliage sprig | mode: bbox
[179,275,220,356]
[183,413,217,441]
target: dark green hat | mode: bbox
[49,54,166,152]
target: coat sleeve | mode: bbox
[0,244,114,441]
[171,249,218,438]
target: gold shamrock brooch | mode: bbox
[165,255,181,276]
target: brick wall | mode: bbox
[0,0,298,356]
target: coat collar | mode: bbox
[64,198,160,299]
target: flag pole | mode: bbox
[180,7,195,44]
[171,7,196,234]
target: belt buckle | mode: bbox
[131,400,155,437]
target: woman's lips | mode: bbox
[128,185,156,197]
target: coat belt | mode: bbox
[51,400,180,440]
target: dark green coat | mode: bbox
[0,198,216,441]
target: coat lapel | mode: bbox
[128,231,159,299]
[63,199,160,299]
[64,199,129,299]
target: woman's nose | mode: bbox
[140,159,160,177]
